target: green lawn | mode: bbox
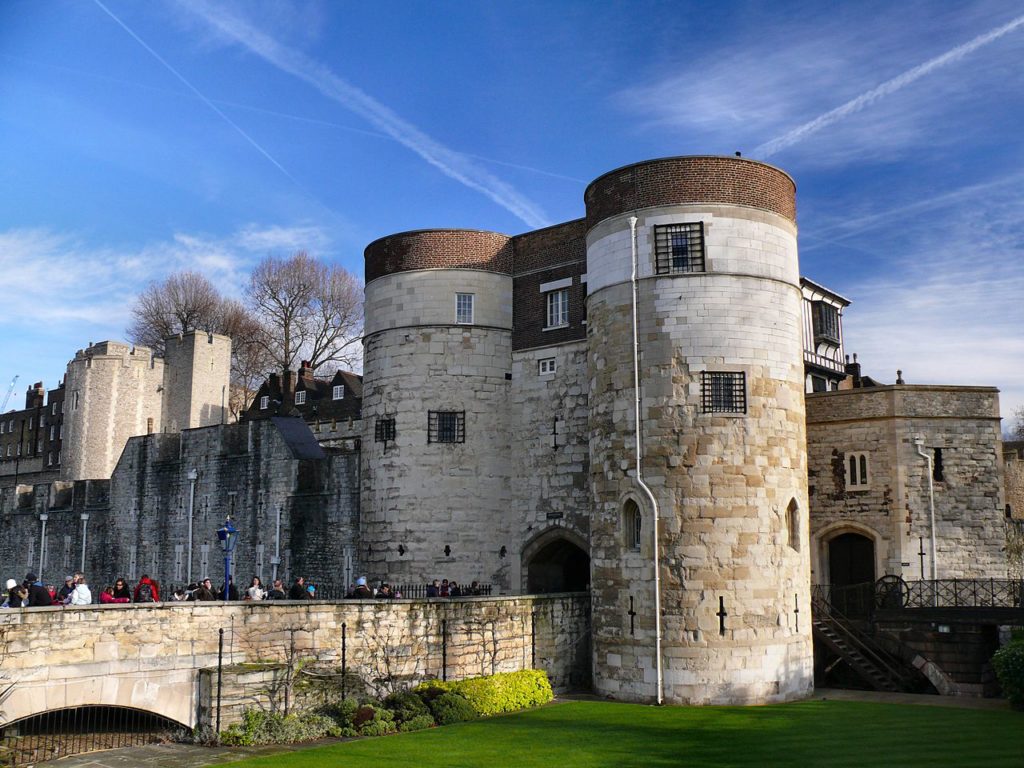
[223,700,1023,768]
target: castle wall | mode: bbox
[806,386,1006,580]
[509,341,591,585]
[1003,441,1024,520]
[0,420,360,594]
[585,157,813,705]
[62,342,164,481]
[361,232,515,592]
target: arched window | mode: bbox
[787,498,800,552]
[624,500,642,550]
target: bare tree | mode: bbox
[218,300,274,418]
[128,272,223,354]
[246,252,362,373]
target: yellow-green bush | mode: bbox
[992,641,1024,710]
[415,670,553,717]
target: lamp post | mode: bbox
[216,517,239,603]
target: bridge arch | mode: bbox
[521,526,590,593]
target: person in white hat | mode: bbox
[351,576,373,599]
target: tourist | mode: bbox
[246,576,266,601]
[192,578,217,601]
[2,578,26,608]
[377,582,394,599]
[350,577,373,599]
[426,579,440,598]
[266,579,287,600]
[47,584,61,605]
[112,578,132,602]
[133,574,160,602]
[100,586,129,604]
[439,578,450,597]
[172,588,187,601]
[68,573,92,605]
[470,580,482,596]
[218,577,239,601]
[287,576,307,600]
[306,583,317,599]
[57,575,75,602]
[25,573,52,607]
[449,580,462,597]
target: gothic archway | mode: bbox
[522,529,590,594]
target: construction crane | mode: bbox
[1,375,18,412]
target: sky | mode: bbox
[1,0,1022,430]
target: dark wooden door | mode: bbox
[828,533,874,617]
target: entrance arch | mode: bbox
[521,528,590,593]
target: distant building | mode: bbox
[244,363,362,425]
[0,381,63,483]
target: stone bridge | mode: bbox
[0,594,589,729]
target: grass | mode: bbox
[222,699,1023,768]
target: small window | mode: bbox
[701,372,746,414]
[654,222,705,274]
[375,417,396,442]
[933,448,944,482]
[259,395,269,410]
[812,301,841,345]
[72,392,79,411]
[428,411,465,443]
[28,417,32,430]
[624,499,642,550]
[47,452,53,467]
[59,424,63,439]
[49,425,55,441]
[52,402,57,415]
[455,293,474,325]
[787,499,800,552]
[545,289,569,329]
[845,451,869,489]
[295,390,306,405]
[333,385,344,401]
[538,358,556,375]
[0,423,4,435]
[56,450,61,464]
[5,446,10,457]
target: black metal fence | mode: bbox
[0,706,187,767]
[284,583,494,601]
[813,578,1024,616]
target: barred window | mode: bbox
[375,417,396,442]
[812,301,841,344]
[655,222,705,274]
[294,390,306,405]
[545,289,569,328]
[701,371,746,414]
[455,293,474,324]
[428,411,465,443]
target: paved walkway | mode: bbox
[811,687,1010,710]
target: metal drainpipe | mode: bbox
[913,438,937,581]
[39,513,48,580]
[629,216,664,705]
[186,469,198,584]
[272,505,282,583]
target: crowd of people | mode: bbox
[2,572,488,607]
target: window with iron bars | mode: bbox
[428,410,465,443]
[654,222,705,274]
[375,417,396,442]
[701,371,746,414]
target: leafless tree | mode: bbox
[127,271,223,354]
[218,300,274,418]
[246,252,362,373]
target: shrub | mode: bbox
[398,713,435,733]
[992,641,1024,710]
[319,698,360,728]
[416,670,553,717]
[383,690,431,724]
[220,709,344,746]
[356,706,397,737]
[428,692,478,725]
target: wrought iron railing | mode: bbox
[901,579,1023,609]
[811,582,874,619]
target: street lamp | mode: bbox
[216,517,239,603]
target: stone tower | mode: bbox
[62,341,165,481]
[360,230,515,590]
[162,331,232,432]
[585,156,813,704]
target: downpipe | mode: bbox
[913,437,937,582]
[629,215,664,705]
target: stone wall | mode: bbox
[806,385,1006,581]
[162,331,232,433]
[0,594,590,728]
[1004,440,1024,520]
[0,419,361,595]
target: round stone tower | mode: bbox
[585,156,813,704]
[361,229,515,591]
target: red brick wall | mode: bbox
[584,156,796,226]
[365,229,513,282]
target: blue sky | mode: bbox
[1,0,1022,428]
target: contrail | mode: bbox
[755,13,1024,158]
[91,0,303,188]
[178,1,550,228]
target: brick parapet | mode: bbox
[584,156,796,227]
[365,229,513,282]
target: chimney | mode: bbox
[844,353,862,388]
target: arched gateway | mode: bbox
[522,529,590,593]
